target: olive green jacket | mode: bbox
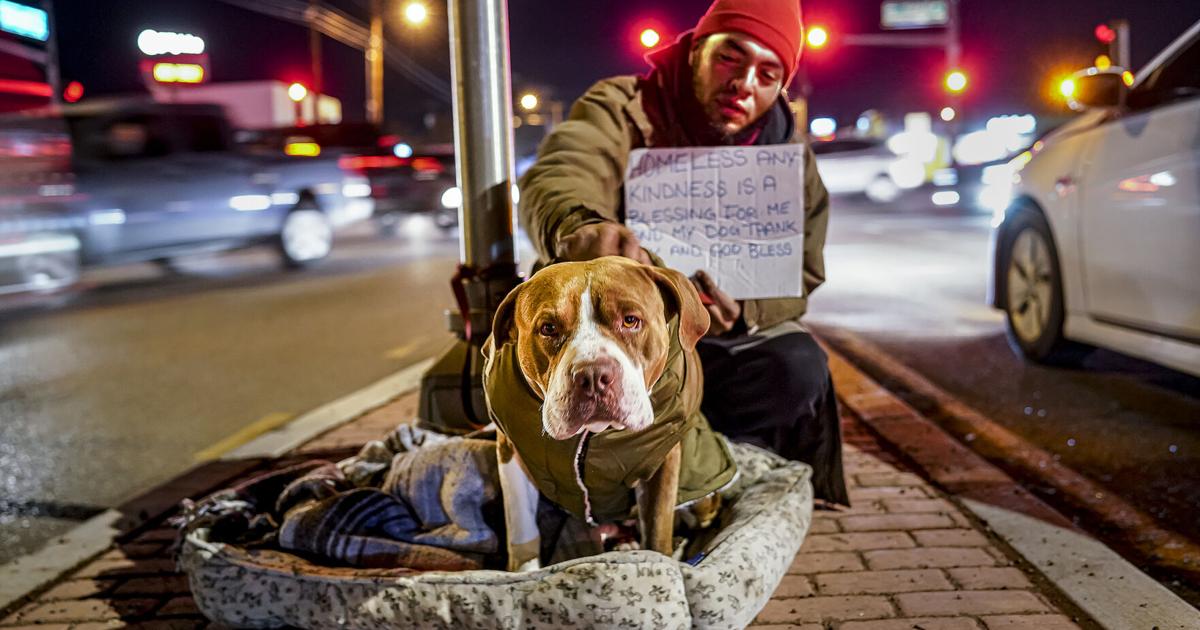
[483,317,737,523]
[518,76,831,330]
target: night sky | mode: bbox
[51,0,1200,138]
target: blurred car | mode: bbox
[988,19,1200,377]
[812,137,901,203]
[0,113,83,293]
[0,100,372,290]
[242,124,458,235]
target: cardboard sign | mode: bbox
[624,145,805,299]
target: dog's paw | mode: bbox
[509,557,541,572]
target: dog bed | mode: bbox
[179,440,813,629]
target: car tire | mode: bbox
[20,247,80,293]
[374,212,403,238]
[865,175,901,203]
[1000,210,1090,365]
[277,200,333,269]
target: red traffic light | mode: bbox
[63,81,84,103]
[1095,23,1116,44]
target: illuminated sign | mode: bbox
[138,29,205,55]
[881,0,948,30]
[0,0,49,41]
[152,62,205,83]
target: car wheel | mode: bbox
[374,212,403,238]
[865,175,901,203]
[1001,211,1089,364]
[20,248,80,293]
[277,201,332,269]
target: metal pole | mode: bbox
[945,0,961,168]
[414,0,519,435]
[1113,19,1131,70]
[309,0,323,101]
[366,0,384,124]
[447,0,518,333]
[44,0,62,102]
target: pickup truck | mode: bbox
[0,100,373,293]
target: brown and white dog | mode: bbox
[482,256,712,571]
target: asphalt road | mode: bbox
[1,194,1197,594]
[0,218,462,564]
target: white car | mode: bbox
[988,19,1200,377]
[812,138,902,203]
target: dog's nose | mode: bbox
[572,359,618,396]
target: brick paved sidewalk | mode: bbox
[1,391,1092,629]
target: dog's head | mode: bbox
[485,256,709,440]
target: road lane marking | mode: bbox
[384,340,420,360]
[193,412,295,462]
[221,357,435,459]
[0,356,437,614]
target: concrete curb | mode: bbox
[0,357,434,616]
[819,331,1200,629]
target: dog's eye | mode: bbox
[622,315,641,330]
[538,322,558,337]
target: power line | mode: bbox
[215,0,451,102]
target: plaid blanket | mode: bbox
[180,426,502,571]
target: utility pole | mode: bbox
[366,0,384,124]
[1112,19,1131,70]
[308,0,323,102]
[44,0,62,102]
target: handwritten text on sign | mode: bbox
[624,146,805,299]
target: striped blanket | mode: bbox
[180,426,504,571]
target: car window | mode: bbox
[68,114,171,161]
[1129,34,1200,110]
[811,139,878,155]
[171,114,232,153]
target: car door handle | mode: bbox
[1054,176,1074,197]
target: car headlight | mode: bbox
[441,186,462,209]
[342,177,372,198]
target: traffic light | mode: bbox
[63,81,84,103]
[944,69,968,94]
[806,26,828,49]
[640,28,661,49]
[1094,23,1116,44]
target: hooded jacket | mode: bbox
[518,33,831,331]
[483,316,738,523]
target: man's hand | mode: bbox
[691,270,742,336]
[556,222,652,264]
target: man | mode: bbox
[518,0,847,505]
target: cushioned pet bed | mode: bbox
[180,440,813,629]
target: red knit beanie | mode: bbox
[693,0,804,81]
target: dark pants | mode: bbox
[697,332,849,505]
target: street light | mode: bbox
[640,28,660,49]
[945,69,968,93]
[403,1,428,26]
[288,82,308,102]
[1058,78,1076,100]
[519,92,538,111]
[806,26,828,49]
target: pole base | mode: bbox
[416,337,489,435]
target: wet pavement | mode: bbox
[0,220,462,563]
[805,192,1200,596]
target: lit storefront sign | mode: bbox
[0,0,49,41]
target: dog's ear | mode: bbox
[484,282,524,360]
[644,266,710,350]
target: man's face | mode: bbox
[691,32,787,138]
